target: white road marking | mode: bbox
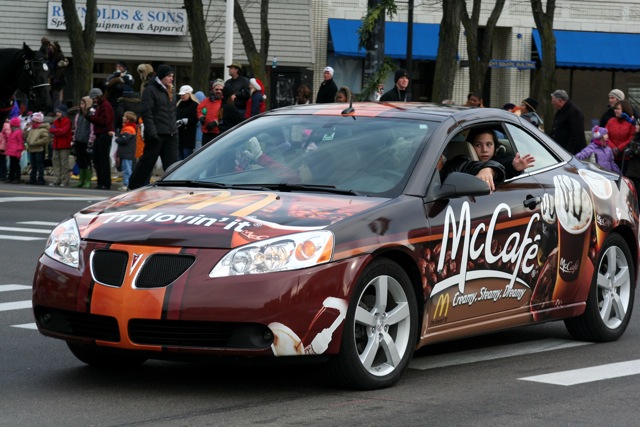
[0,285,31,292]
[409,338,591,370]
[520,360,640,386]
[0,301,32,312]
[11,323,37,330]
[0,235,45,241]
[0,226,52,234]
[18,221,59,226]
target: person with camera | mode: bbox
[87,87,115,190]
[105,60,135,112]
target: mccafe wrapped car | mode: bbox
[33,103,638,390]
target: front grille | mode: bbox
[92,250,128,287]
[129,319,272,349]
[34,306,120,342]
[136,254,195,288]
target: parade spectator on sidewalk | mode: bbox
[550,89,586,155]
[48,104,73,187]
[198,79,224,145]
[316,66,338,103]
[5,117,24,184]
[380,69,411,102]
[176,85,199,159]
[128,64,178,190]
[224,62,251,115]
[87,88,115,190]
[24,112,50,185]
[73,96,95,188]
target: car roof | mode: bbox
[262,102,520,124]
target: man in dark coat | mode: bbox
[224,62,251,115]
[315,66,338,103]
[550,89,586,155]
[380,69,411,102]
[128,64,178,190]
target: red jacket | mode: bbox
[606,117,635,159]
[49,116,73,149]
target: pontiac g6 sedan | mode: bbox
[33,103,638,390]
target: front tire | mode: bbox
[328,259,418,390]
[565,233,635,341]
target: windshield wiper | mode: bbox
[250,183,361,196]
[155,180,229,189]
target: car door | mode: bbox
[423,124,547,333]
[504,123,597,321]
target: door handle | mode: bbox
[523,195,541,210]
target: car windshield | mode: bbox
[164,115,436,197]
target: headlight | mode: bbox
[210,230,334,277]
[44,218,81,268]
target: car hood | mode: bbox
[75,187,388,249]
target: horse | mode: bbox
[0,42,52,124]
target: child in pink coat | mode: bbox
[5,117,24,183]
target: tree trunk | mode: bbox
[184,0,212,92]
[61,0,97,102]
[531,0,556,134]
[234,0,270,101]
[432,0,463,102]
[462,0,506,101]
[363,0,385,100]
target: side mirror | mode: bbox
[436,172,491,199]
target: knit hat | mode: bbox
[116,60,128,69]
[9,117,21,127]
[394,69,409,83]
[323,66,334,77]
[31,112,44,123]
[178,85,193,95]
[88,88,103,98]
[211,79,224,90]
[522,97,538,111]
[591,125,608,145]
[157,64,174,80]
[609,89,625,101]
[55,104,68,115]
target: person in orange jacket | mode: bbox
[197,79,223,145]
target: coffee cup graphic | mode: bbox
[538,193,557,266]
[578,169,613,250]
[554,175,593,284]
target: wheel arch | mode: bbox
[372,248,425,343]
[611,224,638,285]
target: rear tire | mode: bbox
[67,342,147,368]
[328,259,418,390]
[565,233,635,341]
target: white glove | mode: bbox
[176,118,188,127]
[244,137,263,161]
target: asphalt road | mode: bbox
[1,182,640,426]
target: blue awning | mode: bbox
[328,18,439,60]
[533,29,640,70]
